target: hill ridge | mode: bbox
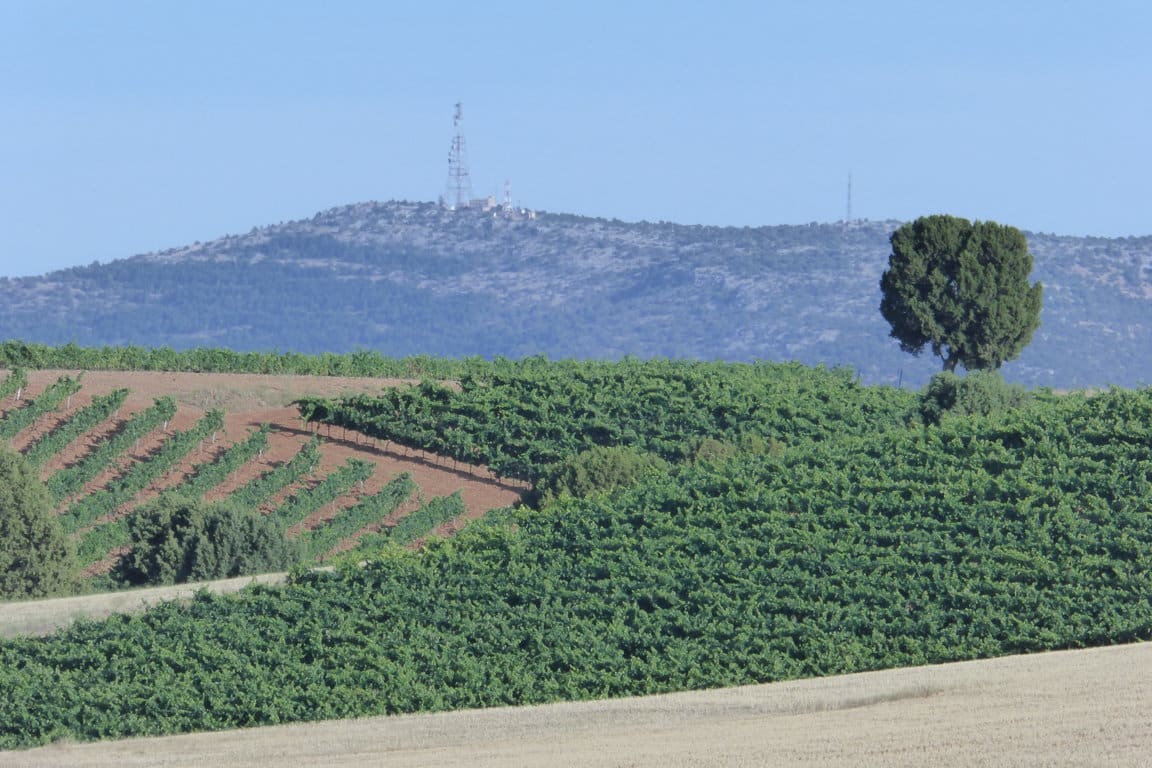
[2,200,1149,387]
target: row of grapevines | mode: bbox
[73,425,268,569]
[300,472,417,559]
[227,436,322,510]
[22,389,129,468]
[78,431,316,576]
[295,360,915,482]
[0,367,28,402]
[344,490,467,554]
[386,492,466,546]
[0,340,485,379]
[268,457,375,534]
[156,424,270,501]
[61,409,225,534]
[71,411,227,567]
[46,396,178,501]
[74,519,132,569]
[0,375,83,441]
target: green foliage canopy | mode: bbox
[538,445,670,503]
[295,359,915,484]
[117,495,299,586]
[918,370,1032,425]
[880,215,1043,372]
[0,449,74,599]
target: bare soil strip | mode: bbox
[2,641,1148,767]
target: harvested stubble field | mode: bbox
[3,641,1148,767]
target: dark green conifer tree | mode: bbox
[0,449,74,599]
[880,214,1043,371]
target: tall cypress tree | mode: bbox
[0,449,74,599]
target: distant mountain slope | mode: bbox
[1,200,1149,387]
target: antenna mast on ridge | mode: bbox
[845,172,853,225]
[445,102,474,209]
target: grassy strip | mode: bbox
[300,473,417,560]
[23,389,130,468]
[0,375,82,441]
[46,396,177,501]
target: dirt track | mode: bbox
[0,574,289,638]
[4,641,1149,767]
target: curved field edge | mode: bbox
[4,641,1150,768]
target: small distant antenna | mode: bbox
[444,102,473,209]
[845,172,853,224]
[503,179,513,212]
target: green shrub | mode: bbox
[116,495,300,586]
[0,449,75,599]
[538,445,669,503]
[690,434,780,463]
[919,370,1031,425]
[691,437,739,464]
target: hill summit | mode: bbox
[1,200,1149,387]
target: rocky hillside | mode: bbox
[0,200,1148,387]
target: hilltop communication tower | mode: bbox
[845,172,853,224]
[444,102,474,209]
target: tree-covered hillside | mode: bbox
[0,201,1148,387]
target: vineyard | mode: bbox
[0,367,524,587]
[0,354,1150,751]
[0,341,483,380]
[293,358,916,483]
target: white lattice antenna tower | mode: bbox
[445,102,473,209]
[503,179,513,212]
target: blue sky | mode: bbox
[1,0,1149,277]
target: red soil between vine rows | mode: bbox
[8,370,527,564]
